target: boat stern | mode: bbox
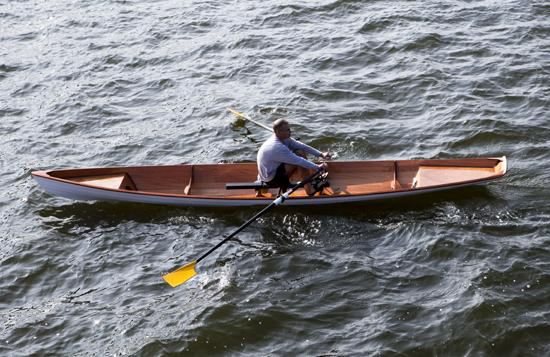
[31,170,100,201]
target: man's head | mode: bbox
[273,119,291,140]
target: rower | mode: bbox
[256,118,331,196]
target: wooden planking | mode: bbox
[392,158,500,188]
[416,158,500,168]
[41,158,505,198]
[72,174,127,189]
[414,165,496,188]
[327,161,394,194]
[126,165,191,193]
[51,165,192,194]
[195,163,258,183]
[190,163,258,196]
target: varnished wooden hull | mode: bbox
[32,157,507,207]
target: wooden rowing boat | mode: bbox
[31,157,507,207]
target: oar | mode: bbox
[162,169,322,287]
[228,108,273,133]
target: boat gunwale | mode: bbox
[31,157,507,202]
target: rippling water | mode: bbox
[1,0,549,355]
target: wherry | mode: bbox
[32,157,507,207]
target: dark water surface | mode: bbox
[1,0,549,355]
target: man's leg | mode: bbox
[289,150,317,196]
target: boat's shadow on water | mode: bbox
[36,185,504,231]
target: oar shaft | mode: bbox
[197,201,276,263]
[228,108,273,133]
[196,169,321,263]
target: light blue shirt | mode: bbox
[257,135,321,182]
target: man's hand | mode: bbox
[317,162,328,171]
[320,152,332,160]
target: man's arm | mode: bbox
[286,138,322,157]
[272,144,320,171]
[287,138,332,159]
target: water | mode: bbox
[1,0,549,355]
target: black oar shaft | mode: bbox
[195,170,321,264]
[196,201,276,263]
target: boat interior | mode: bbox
[43,158,506,199]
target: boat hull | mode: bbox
[33,175,491,206]
[32,157,507,207]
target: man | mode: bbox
[257,118,331,196]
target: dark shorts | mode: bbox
[266,164,290,189]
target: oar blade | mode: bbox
[162,260,198,287]
[228,107,244,118]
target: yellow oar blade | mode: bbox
[228,107,244,117]
[162,260,197,287]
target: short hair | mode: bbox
[272,118,289,132]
